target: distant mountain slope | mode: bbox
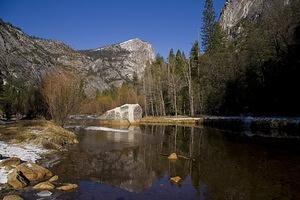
[0,19,155,96]
[80,38,155,94]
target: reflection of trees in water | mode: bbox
[143,125,300,199]
[50,125,300,198]
[191,128,300,200]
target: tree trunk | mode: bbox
[160,89,166,116]
[174,87,178,117]
[143,78,148,117]
[150,97,154,116]
[188,62,195,116]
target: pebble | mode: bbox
[3,195,23,200]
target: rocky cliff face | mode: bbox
[220,0,264,32]
[0,20,89,82]
[0,19,155,96]
[220,0,291,35]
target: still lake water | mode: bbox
[24,124,300,200]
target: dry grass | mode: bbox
[140,116,201,126]
[0,120,78,150]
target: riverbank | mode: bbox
[69,114,300,138]
[140,116,300,138]
[199,116,300,138]
[0,120,78,186]
[0,120,78,150]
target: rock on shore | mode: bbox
[100,104,142,124]
[0,120,79,185]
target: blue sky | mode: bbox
[0,0,225,57]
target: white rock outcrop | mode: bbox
[100,104,142,123]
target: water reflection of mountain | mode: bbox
[50,126,166,192]
[49,125,300,199]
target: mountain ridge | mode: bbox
[0,19,155,96]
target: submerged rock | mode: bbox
[7,170,29,189]
[100,104,142,123]
[33,181,55,190]
[37,190,52,197]
[57,183,78,191]
[3,195,23,200]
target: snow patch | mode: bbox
[0,141,47,162]
[85,126,129,133]
[0,168,13,184]
[119,38,138,46]
[0,141,48,184]
[64,125,82,129]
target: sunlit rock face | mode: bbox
[0,20,155,97]
[80,38,155,94]
[100,104,143,123]
[219,0,289,36]
[220,0,264,32]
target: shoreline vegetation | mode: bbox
[140,116,200,125]
[69,114,300,138]
[0,120,78,151]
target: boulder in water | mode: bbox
[33,181,55,190]
[170,176,181,184]
[57,183,78,191]
[168,153,178,160]
[48,175,59,182]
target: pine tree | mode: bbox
[190,41,201,77]
[168,49,180,116]
[210,24,226,53]
[201,0,216,52]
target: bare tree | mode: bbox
[182,60,195,116]
[42,70,83,126]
